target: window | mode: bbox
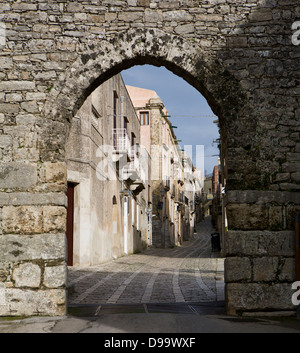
[131,132,135,147]
[140,112,149,126]
[124,116,128,132]
[91,105,102,132]
[113,91,118,129]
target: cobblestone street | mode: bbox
[3,218,300,333]
[67,217,225,309]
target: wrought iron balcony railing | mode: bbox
[113,128,130,152]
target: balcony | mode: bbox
[163,177,170,191]
[112,128,130,162]
[171,184,175,199]
[122,149,146,194]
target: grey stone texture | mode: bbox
[0,0,299,316]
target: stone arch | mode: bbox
[1,1,298,317]
[41,27,297,315]
[44,27,255,195]
[45,28,261,316]
[44,28,248,166]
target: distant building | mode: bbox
[127,85,203,248]
[203,176,213,217]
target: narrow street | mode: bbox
[67,216,225,312]
[1,218,300,333]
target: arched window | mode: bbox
[112,195,117,205]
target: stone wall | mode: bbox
[0,0,299,316]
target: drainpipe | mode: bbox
[296,214,300,281]
[120,95,124,130]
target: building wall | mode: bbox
[66,74,149,266]
[127,86,202,248]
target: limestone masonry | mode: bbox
[0,0,299,316]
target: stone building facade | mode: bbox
[65,74,150,267]
[127,85,201,248]
[0,0,299,316]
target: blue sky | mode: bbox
[121,65,220,176]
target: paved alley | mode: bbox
[2,218,300,333]
[67,217,225,310]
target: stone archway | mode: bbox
[0,2,299,317]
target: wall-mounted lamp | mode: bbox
[145,207,152,214]
[120,189,130,197]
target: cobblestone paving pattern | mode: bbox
[68,217,225,305]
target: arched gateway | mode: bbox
[0,1,299,316]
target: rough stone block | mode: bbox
[225,230,294,257]
[44,162,67,184]
[43,206,66,233]
[0,192,68,207]
[175,24,194,34]
[291,172,300,182]
[226,204,268,230]
[118,12,144,22]
[0,81,35,91]
[0,135,12,149]
[226,283,295,316]
[144,9,163,22]
[0,162,37,189]
[163,10,193,21]
[16,114,36,126]
[0,234,66,262]
[252,257,278,282]
[2,206,43,234]
[12,263,41,288]
[268,206,283,230]
[0,288,66,316]
[43,265,66,289]
[226,190,299,205]
[0,103,20,114]
[224,257,252,282]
